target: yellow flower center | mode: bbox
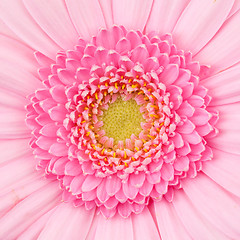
[101,98,144,143]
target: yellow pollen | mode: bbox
[113,152,116,158]
[87,96,90,99]
[101,148,105,155]
[160,122,164,126]
[132,84,138,88]
[136,75,139,79]
[110,163,113,167]
[144,97,149,101]
[124,151,127,159]
[98,84,101,88]
[142,139,146,143]
[104,158,107,162]
[131,157,135,161]
[150,114,159,119]
[148,134,155,139]
[91,144,96,150]
[143,149,148,152]
[84,107,88,110]
[121,75,124,79]
[154,144,157,147]
[115,83,118,89]
[95,93,98,100]
[138,91,143,95]
[122,84,126,89]
[98,162,101,166]
[101,98,145,143]
[89,125,94,129]
[148,89,152,92]
[124,162,128,167]
[81,121,86,124]
[128,79,132,83]
[86,132,90,136]
[135,147,139,151]
[91,104,95,107]
[105,82,109,87]
[143,82,147,87]
[151,105,158,109]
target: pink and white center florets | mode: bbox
[26,26,218,218]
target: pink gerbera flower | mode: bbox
[0,0,240,239]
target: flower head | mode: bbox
[0,0,240,239]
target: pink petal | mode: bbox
[50,85,67,103]
[0,182,61,239]
[182,173,240,239]
[146,0,190,35]
[36,136,56,151]
[174,156,189,172]
[190,108,211,126]
[17,210,53,240]
[208,103,240,154]
[122,181,138,200]
[131,44,149,64]
[0,138,30,165]
[155,180,168,195]
[173,0,234,55]
[0,0,59,59]
[129,172,145,188]
[139,180,153,196]
[0,52,41,97]
[161,164,174,181]
[98,0,114,27]
[202,64,240,105]
[173,189,229,240]
[132,207,160,240]
[39,123,58,137]
[97,179,110,203]
[203,148,240,198]
[195,10,240,73]
[81,175,102,192]
[159,64,179,85]
[112,0,153,31]
[117,202,132,218]
[105,174,121,196]
[65,0,106,40]
[48,105,67,122]
[0,108,30,139]
[177,120,195,134]
[0,18,22,41]
[64,161,82,176]
[0,172,49,217]
[154,200,192,240]
[94,214,134,240]
[228,0,240,18]
[49,143,68,156]
[38,203,95,240]
[23,0,79,50]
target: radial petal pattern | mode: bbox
[0,0,240,239]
